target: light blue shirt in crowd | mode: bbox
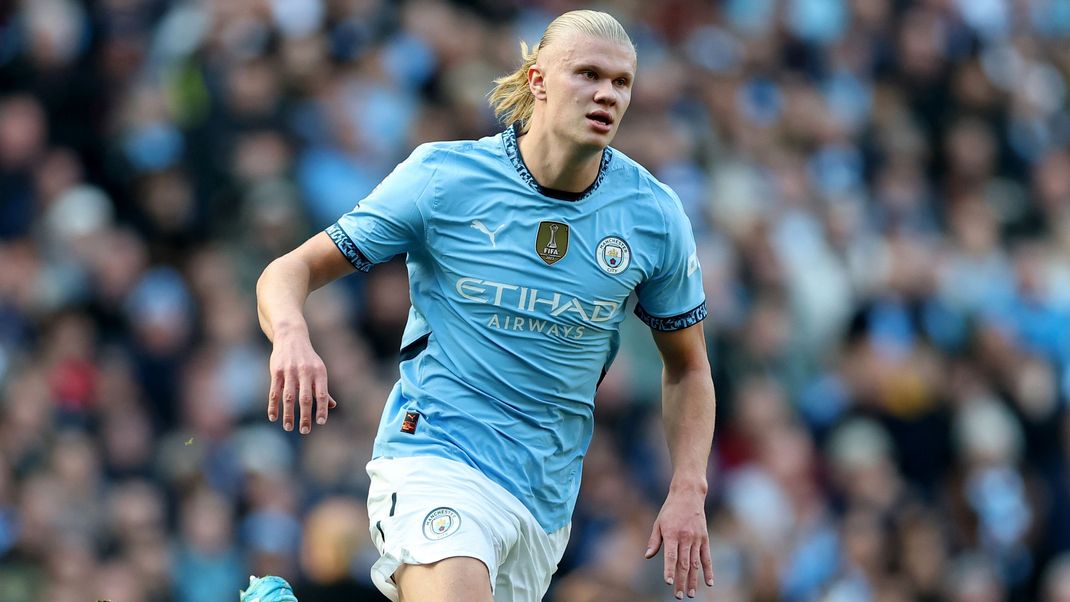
[327,125,706,531]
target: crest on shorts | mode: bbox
[535,221,569,265]
[596,236,631,274]
[423,507,461,540]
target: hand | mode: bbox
[644,487,714,599]
[267,329,337,434]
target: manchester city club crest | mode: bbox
[422,507,461,540]
[596,236,631,274]
[536,221,569,265]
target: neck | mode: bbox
[517,123,604,193]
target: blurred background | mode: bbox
[1,0,1070,600]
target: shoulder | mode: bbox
[404,140,457,167]
[410,132,506,164]
[606,147,687,222]
[398,134,512,210]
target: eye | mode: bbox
[581,70,597,80]
[615,78,629,87]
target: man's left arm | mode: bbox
[644,322,716,599]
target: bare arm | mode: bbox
[257,231,356,341]
[644,322,717,598]
[656,323,716,492]
[256,231,356,433]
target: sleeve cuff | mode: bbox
[326,223,374,273]
[634,301,708,332]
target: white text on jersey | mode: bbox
[455,277,621,323]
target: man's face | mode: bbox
[531,32,636,150]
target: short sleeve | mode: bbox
[634,192,707,331]
[326,144,444,271]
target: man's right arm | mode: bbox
[256,231,356,434]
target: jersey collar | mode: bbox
[502,123,613,202]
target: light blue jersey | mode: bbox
[327,126,706,531]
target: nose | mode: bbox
[593,81,617,106]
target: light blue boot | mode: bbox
[239,575,298,602]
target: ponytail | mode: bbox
[488,40,540,133]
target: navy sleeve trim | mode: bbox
[634,301,708,332]
[325,223,374,273]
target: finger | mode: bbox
[282,369,296,431]
[645,522,662,559]
[663,534,678,586]
[314,370,330,425]
[675,541,691,599]
[328,396,337,409]
[700,537,714,587]
[268,368,283,422]
[687,542,701,597]
[298,369,314,434]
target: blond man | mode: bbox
[251,10,716,602]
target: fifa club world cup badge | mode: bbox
[596,236,631,274]
[423,507,461,540]
[536,221,569,265]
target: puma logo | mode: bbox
[471,220,505,247]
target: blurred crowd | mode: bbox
[1,0,1070,600]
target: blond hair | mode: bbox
[489,10,634,133]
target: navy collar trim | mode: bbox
[502,123,613,202]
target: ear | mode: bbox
[528,64,548,101]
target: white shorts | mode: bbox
[366,455,570,602]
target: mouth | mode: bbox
[586,111,614,132]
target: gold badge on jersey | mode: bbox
[535,221,569,265]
